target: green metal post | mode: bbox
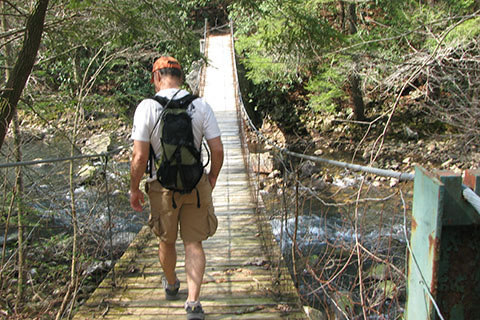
[406,167,480,320]
[406,166,445,320]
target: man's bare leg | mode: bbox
[159,241,177,284]
[184,241,205,302]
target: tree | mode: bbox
[344,2,366,121]
[231,0,479,132]
[0,0,49,148]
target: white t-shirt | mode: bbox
[131,88,221,159]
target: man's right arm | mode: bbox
[206,136,224,189]
[130,140,150,212]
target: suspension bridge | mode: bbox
[72,33,306,319]
[0,22,478,319]
[68,23,480,319]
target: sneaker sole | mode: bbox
[165,294,180,301]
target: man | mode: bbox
[129,56,223,320]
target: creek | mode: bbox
[260,160,413,318]
[0,136,146,254]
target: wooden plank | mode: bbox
[75,310,306,320]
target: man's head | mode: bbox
[151,56,183,85]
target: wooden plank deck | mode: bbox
[73,34,306,320]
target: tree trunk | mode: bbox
[13,112,24,313]
[338,1,346,31]
[346,3,366,121]
[2,3,26,310]
[349,70,366,121]
[0,0,49,148]
[348,2,357,34]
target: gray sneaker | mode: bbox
[162,277,180,300]
[185,301,205,320]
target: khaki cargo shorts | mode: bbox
[146,174,217,243]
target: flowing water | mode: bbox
[260,161,412,318]
[1,137,146,250]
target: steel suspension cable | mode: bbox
[0,146,127,168]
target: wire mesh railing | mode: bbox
[0,140,142,319]
[229,21,414,319]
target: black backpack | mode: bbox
[148,93,206,206]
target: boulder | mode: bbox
[77,164,97,184]
[81,133,111,155]
[186,60,203,95]
[298,160,318,177]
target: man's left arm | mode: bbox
[206,136,223,189]
[130,140,150,212]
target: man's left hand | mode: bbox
[208,173,218,189]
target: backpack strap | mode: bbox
[149,93,198,138]
[149,90,181,138]
[151,93,198,110]
[146,90,180,178]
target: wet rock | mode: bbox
[299,160,317,177]
[404,126,418,139]
[81,133,111,155]
[311,178,327,191]
[186,59,203,95]
[77,164,98,184]
[303,306,326,320]
[83,260,113,276]
[0,231,18,246]
[372,180,382,188]
[390,178,399,188]
[268,169,281,179]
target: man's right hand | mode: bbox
[130,189,145,212]
[130,140,149,212]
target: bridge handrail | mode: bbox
[463,185,480,214]
[229,20,480,215]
